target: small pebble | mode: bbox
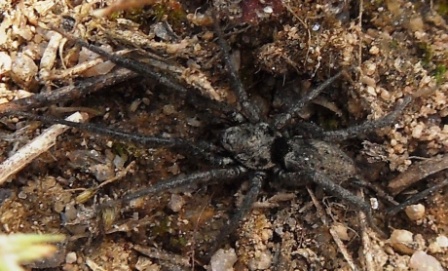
[210,248,237,271]
[249,250,272,270]
[409,251,443,271]
[18,191,27,199]
[369,45,380,55]
[370,197,379,210]
[312,23,320,31]
[129,99,141,112]
[389,229,415,254]
[162,104,176,115]
[167,194,185,213]
[65,252,77,264]
[263,6,273,14]
[429,235,448,253]
[405,204,425,221]
[11,53,38,90]
[88,164,115,181]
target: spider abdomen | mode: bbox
[284,138,358,184]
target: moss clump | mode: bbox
[417,42,433,66]
[433,64,447,84]
[153,1,186,28]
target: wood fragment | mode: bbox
[329,226,359,271]
[357,189,375,271]
[133,245,191,268]
[306,186,328,225]
[39,31,64,83]
[388,154,448,195]
[85,257,106,271]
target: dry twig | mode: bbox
[388,154,448,195]
[306,186,359,271]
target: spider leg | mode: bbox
[387,178,448,216]
[213,16,260,123]
[273,70,345,129]
[351,178,399,206]
[118,166,248,203]
[0,68,136,114]
[4,111,234,166]
[98,166,249,233]
[57,32,191,97]
[276,170,371,213]
[52,30,243,119]
[323,95,413,141]
[275,170,385,235]
[208,172,264,257]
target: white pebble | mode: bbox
[167,194,185,213]
[248,250,272,270]
[263,6,273,14]
[210,248,237,271]
[409,251,443,271]
[65,252,77,264]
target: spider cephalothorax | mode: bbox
[221,122,278,169]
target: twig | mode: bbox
[133,244,191,268]
[357,189,375,271]
[0,112,88,185]
[85,257,106,271]
[329,226,358,271]
[48,49,129,80]
[388,154,448,195]
[307,186,358,270]
[306,186,328,225]
[358,0,364,73]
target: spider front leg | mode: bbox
[272,70,346,129]
[208,172,264,258]
[99,166,249,226]
[4,111,233,166]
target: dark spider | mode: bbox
[5,12,412,268]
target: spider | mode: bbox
[4,11,412,269]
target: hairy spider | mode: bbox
[4,12,412,269]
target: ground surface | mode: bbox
[1,0,448,270]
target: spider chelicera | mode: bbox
[7,13,412,265]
